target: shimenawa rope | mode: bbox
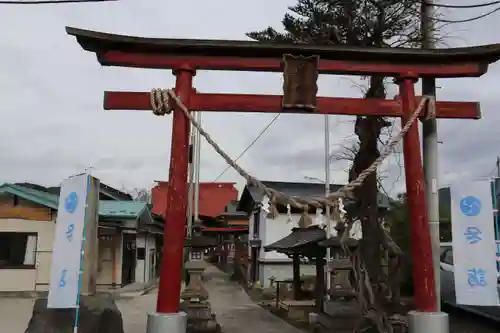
[150,88,435,212]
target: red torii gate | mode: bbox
[66,26,500,327]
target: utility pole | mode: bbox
[496,157,500,272]
[412,1,449,333]
[194,112,202,222]
[421,0,440,310]
[496,156,500,178]
[324,115,332,301]
[187,114,196,238]
[187,111,202,233]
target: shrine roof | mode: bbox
[319,236,359,249]
[264,226,326,254]
[238,181,391,212]
[66,27,500,65]
[184,235,218,248]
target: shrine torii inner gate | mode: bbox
[66,26,500,333]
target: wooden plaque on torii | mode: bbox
[282,54,319,111]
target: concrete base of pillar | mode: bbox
[408,310,449,333]
[146,312,187,333]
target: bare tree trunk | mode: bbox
[349,75,396,332]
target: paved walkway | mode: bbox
[1,267,302,333]
[0,293,158,333]
[204,265,304,333]
[111,279,159,299]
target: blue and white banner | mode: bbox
[450,180,499,306]
[47,174,90,308]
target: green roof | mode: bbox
[99,200,147,218]
[0,183,147,219]
[0,184,59,209]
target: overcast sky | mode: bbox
[0,0,499,197]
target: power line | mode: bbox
[0,0,117,4]
[482,163,498,179]
[434,5,500,23]
[213,114,280,181]
[433,1,500,9]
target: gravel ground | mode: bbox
[0,297,34,333]
[0,292,158,333]
[1,287,499,333]
[447,306,500,333]
[203,265,305,333]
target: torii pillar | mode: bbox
[65,26,500,333]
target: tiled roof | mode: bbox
[99,200,148,218]
[239,180,391,210]
[152,181,238,218]
[45,183,133,201]
[264,226,326,253]
[0,184,59,209]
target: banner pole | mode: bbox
[491,179,500,272]
[72,173,92,333]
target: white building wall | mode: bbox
[259,264,317,289]
[0,218,54,291]
[135,234,146,283]
[96,231,123,288]
[146,235,156,281]
[248,211,256,258]
[254,211,321,288]
[247,199,364,289]
[261,213,318,261]
[134,233,157,283]
[0,218,125,292]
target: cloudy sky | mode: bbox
[0,0,499,197]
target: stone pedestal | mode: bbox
[322,300,361,332]
[408,311,449,333]
[332,271,352,291]
[180,260,219,333]
[146,312,187,333]
[25,295,124,333]
[182,260,209,300]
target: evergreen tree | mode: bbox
[248,1,428,332]
[247,0,422,47]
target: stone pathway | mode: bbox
[117,282,186,333]
[112,279,159,299]
[203,265,304,333]
[0,297,34,333]
[2,269,498,333]
[116,290,158,333]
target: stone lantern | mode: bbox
[180,223,219,333]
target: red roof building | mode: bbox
[151,181,239,218]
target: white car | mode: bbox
[439,242,500,321]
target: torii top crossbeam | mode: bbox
[67,26,500,77]
[65,26,500,320]
[66,27,500,120]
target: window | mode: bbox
[442,248,454,265]
[137,247,146,260]
[190,250,203,261]
[0,232,37,269]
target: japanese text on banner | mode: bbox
[450,180,499,306]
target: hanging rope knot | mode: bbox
[421,95,436,121]
[298,205,313,228]
[388,314,408,327]
[267,196,280,219]
[150,88,174,116]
